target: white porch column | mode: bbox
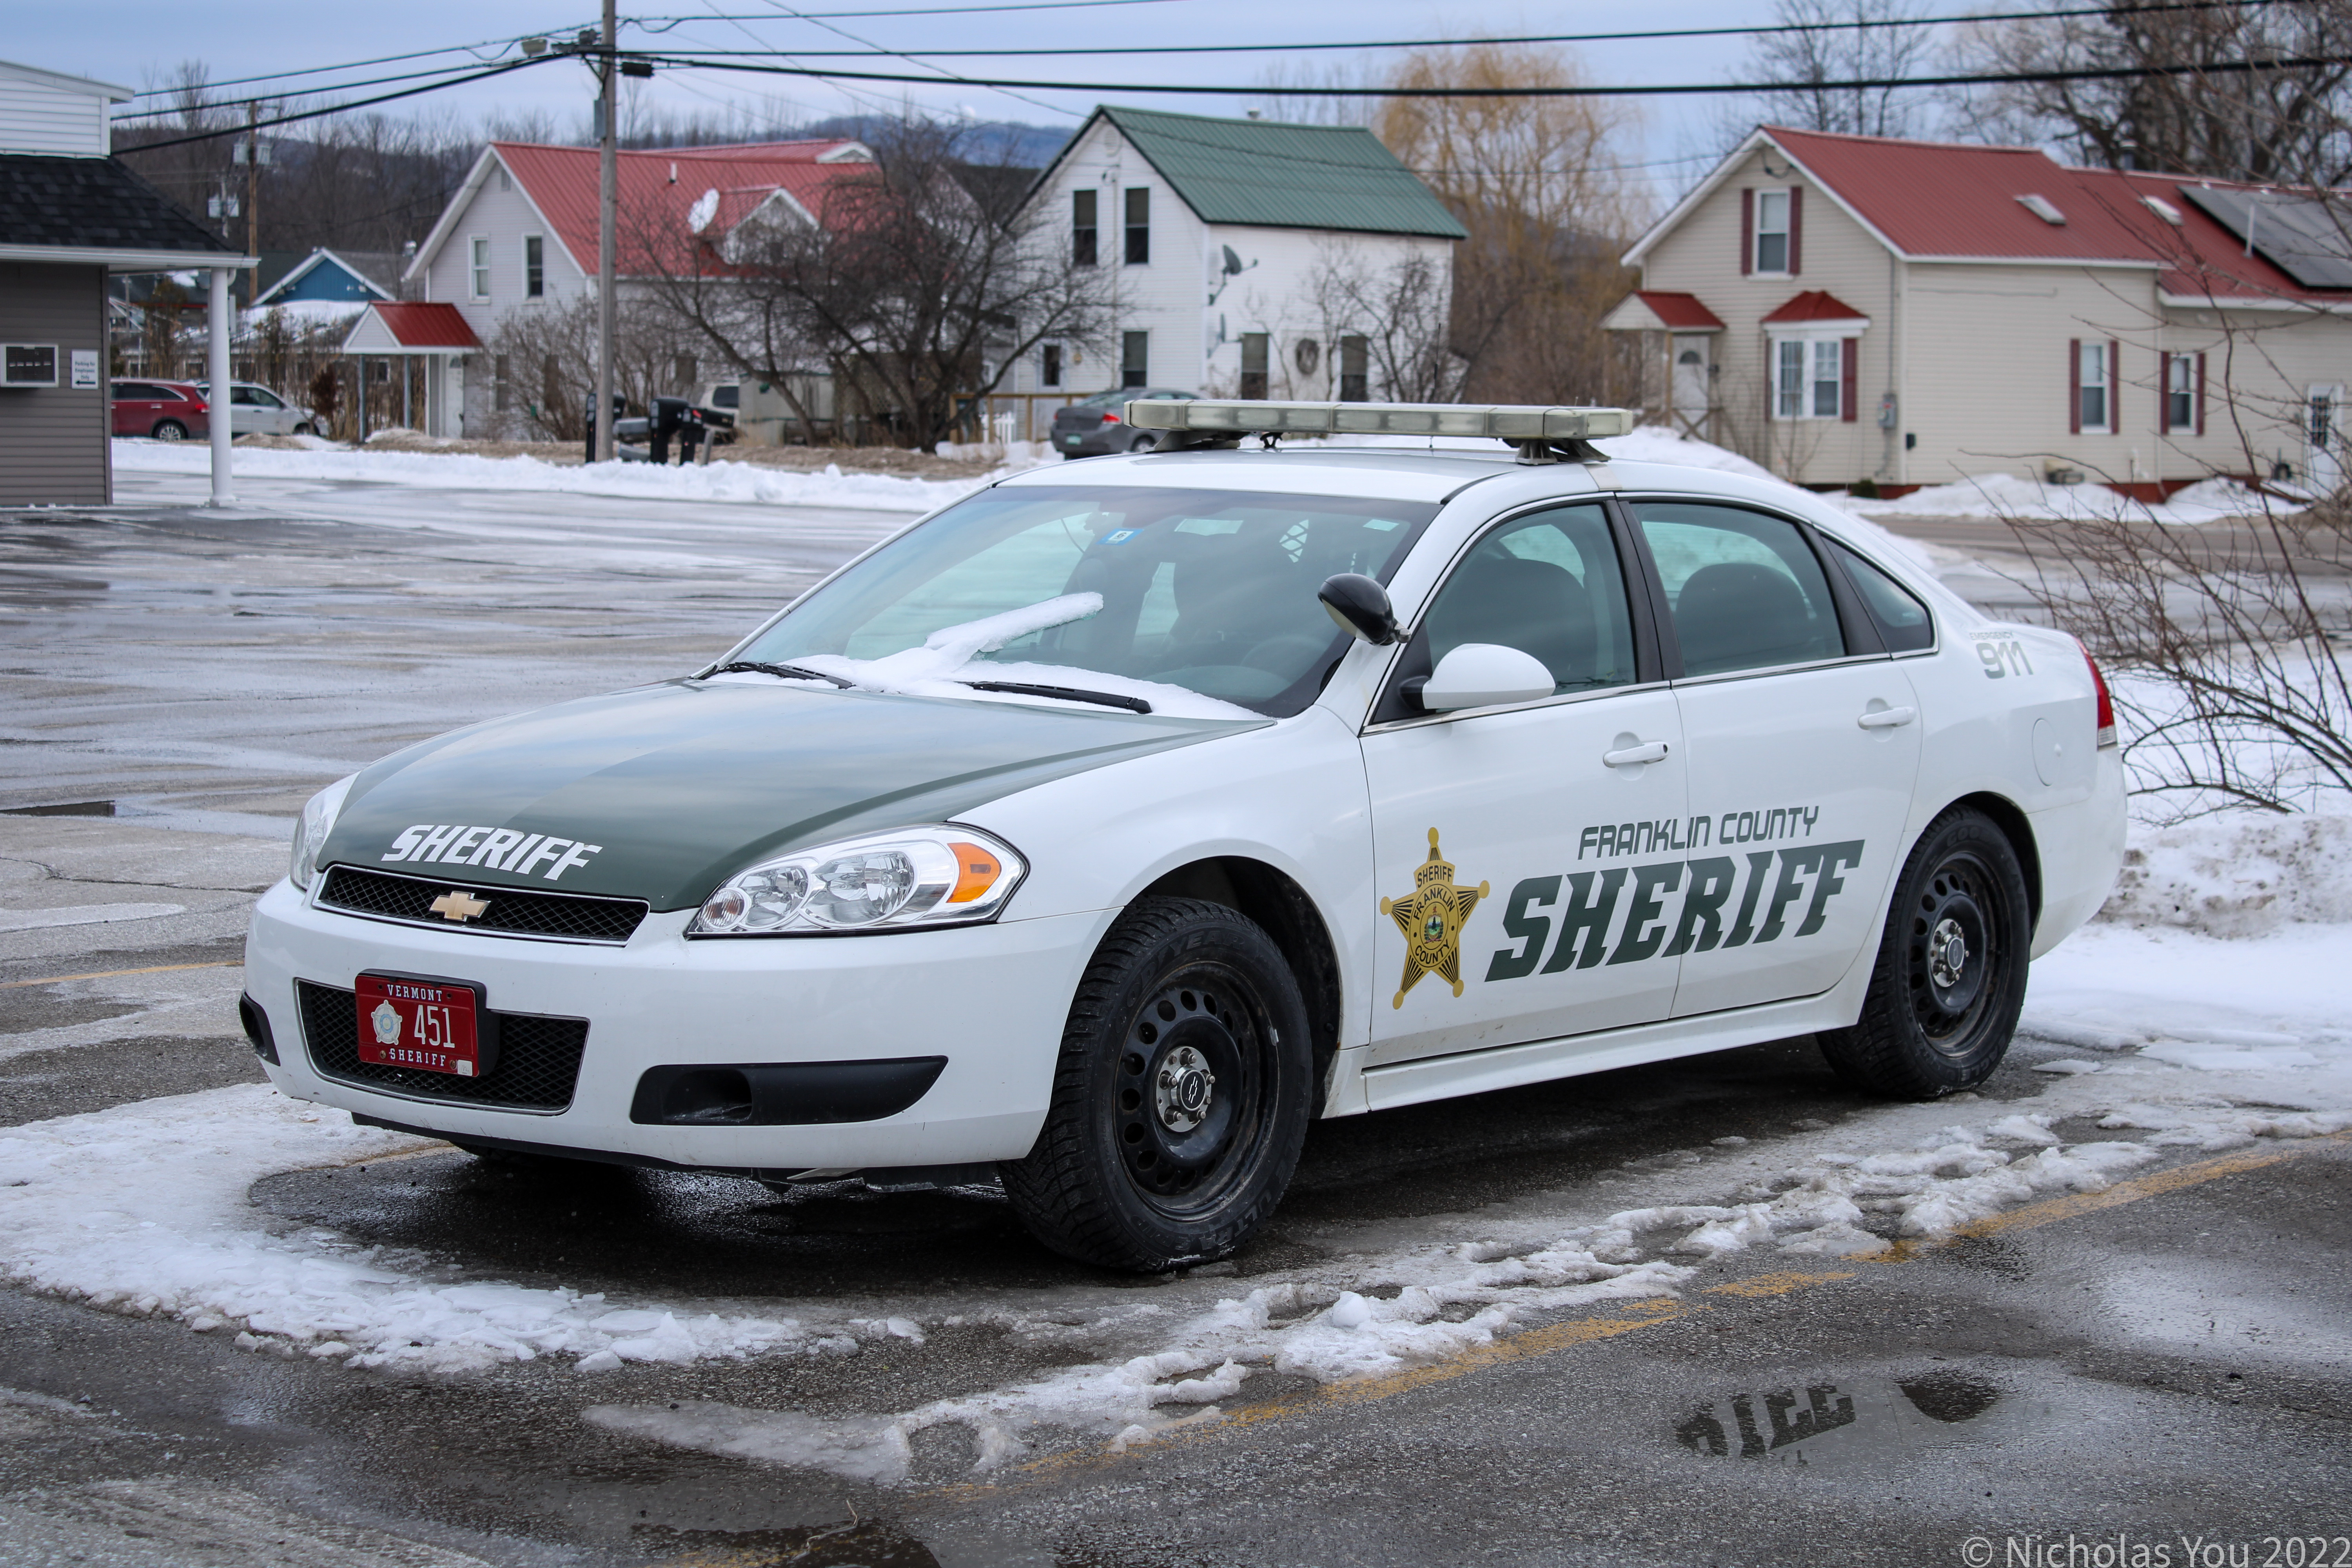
[206,266,234,505]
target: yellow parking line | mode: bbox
[965,1134,2345,1489]
[0,960,240,990]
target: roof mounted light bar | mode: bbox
[1123,399,1635,463]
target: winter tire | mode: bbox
[1000,896,1313,1271]
[152,420,187,441]
[1817,806,2032,1098]
[292,421,315,436]
[1128,433,1159,453]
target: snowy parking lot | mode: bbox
[0,453,2345,1566]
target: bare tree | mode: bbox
[1732,0,1939,140]
[1371,44,1648,406]
[1307,242,1471,403]
[481,294,700,442]
[1946,1,2352,183]
[640,116,1110,451]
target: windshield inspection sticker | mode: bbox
[1379,829,1490,1007]
[382,825,603,882]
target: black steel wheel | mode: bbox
[1817,807,2032,1098]
[1001,896,1312,1270]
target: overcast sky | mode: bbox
[28,1,1848,205]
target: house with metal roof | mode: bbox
[1605,125,2352,496]
[401,138,873,437]
[1007,106,1466,412]
[0,57,251,505]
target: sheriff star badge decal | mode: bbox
[1380,828,1489,1008]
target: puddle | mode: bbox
[0,800,116,817]
[1674,1374,2003,1469]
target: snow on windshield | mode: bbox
[729,485,1441,719]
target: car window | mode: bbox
[1420,504,1637,695]
[1634,501,1846,677]
[1827,538,1934,652]
[232,387,262,405]
[710,385,739,408]
[739,487,1436,716]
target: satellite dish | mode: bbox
[1221,245,1244,277]
[687,188,721,234]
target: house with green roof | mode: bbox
[1013,107,1465,417]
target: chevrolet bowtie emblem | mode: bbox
[429,889,491,922]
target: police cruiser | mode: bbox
[243,399,2125,1270]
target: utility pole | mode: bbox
[244,100,259,261]
[595,0,618,463]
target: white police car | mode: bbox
[242,401,2125,1270]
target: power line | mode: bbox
[114,59,552,123]
[637,0,2287,60]
[116,56,563,152]
[127,29,574,98]
[646,50,2352,98]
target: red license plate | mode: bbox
[355,973,484,1077]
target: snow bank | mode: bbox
[0,1087,823,1374]
[1841,471,2286,525]
[112,439,991,515]
[2100,811,2352,935]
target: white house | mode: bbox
[1007,107,1466,403]
[1606,125,2352,497]
[400,137,872,438]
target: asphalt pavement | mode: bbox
[0,468,2344,1567]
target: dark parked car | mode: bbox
[110,380,210,441]
[1051,388,1195,457]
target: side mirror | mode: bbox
[1421,643,1555,711]
[1318,572,1397,646]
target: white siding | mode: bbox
[417,156,586,435]
[1008,121,1454,400]
[0,67,115,156]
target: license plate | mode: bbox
[1064,436,1081,445]
[356,973,485,1076]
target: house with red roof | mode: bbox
[1604,126,2352,497]
[399,138,873,438]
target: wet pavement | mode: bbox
[0,472,2347,1565]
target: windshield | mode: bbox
[732,486,1439,717]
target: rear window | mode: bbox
[1828,538,1935,652]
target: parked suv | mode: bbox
[193,380,318,437]
[1051,388,1195,457]
[109,380,209,441]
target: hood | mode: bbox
[321,681,1257,910]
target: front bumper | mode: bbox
[243,877,1112,1169]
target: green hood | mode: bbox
[322,682,1256,910]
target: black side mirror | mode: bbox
[1319,572,1397,646]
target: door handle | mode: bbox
[1857,706,1917,730]
[1602,740,1670,767]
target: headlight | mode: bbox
[689,826,1025,936]
[289,774,356,891]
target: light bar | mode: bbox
[1123,399,1634,443]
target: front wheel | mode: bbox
[292,421,315,436]
[1001,897,1313,1270]
[1817,807,2032,1098]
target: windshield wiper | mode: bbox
[703,660,857,689]
[962,679,1152,714]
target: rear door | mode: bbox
[1627,499,1924,1018]
[1361,501,1689,1066]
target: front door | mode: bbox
[1626,500,1924,1018]
[1363,501,1689,1067]
[1671,336,1711,439]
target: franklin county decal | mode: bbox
[1380,828,1490,1008]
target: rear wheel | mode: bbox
[1817,807,2031,1098]
[1127,432,1159,453]
[1001,897,1312,1270]
[151,420,187,441]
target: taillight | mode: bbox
[1101,411,1121,426]
[2080,641,2118,748]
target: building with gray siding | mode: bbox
[0,58,247,506]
